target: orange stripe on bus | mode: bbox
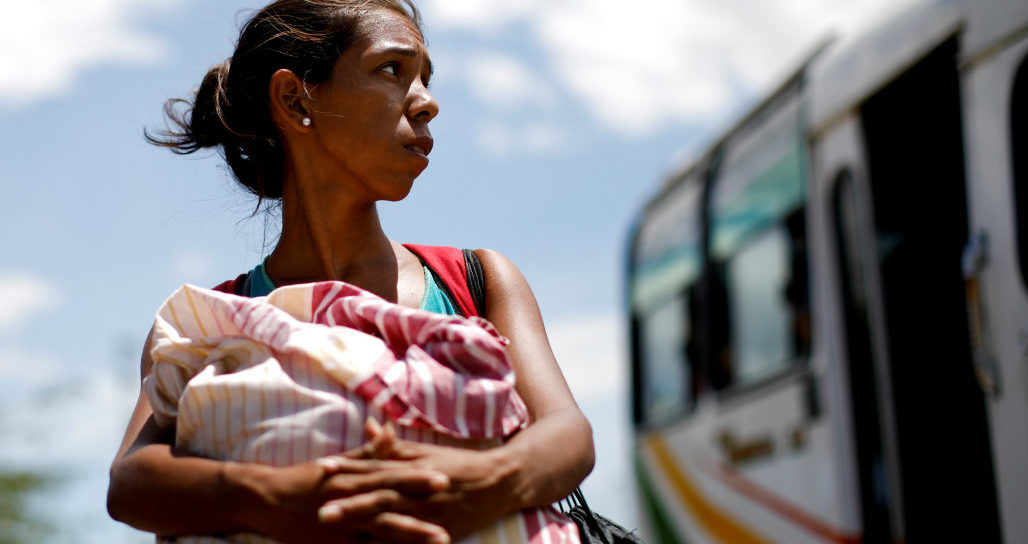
[647,435,774,544]
[700,458,863,544]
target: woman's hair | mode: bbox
[148,0,423,201]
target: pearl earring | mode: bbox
[302,117,312,127]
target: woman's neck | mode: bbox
[265,167,402,288]
[264,149,424,305]
[271,204,391,276]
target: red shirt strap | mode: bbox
[403,244,478,317]
[212,273,247,296]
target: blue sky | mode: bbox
[0,0,912,541]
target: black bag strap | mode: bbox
[558,487,613,544]
[462,249,486,316]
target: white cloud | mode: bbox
[0,369,137,466]
[0,348,63,391]
[0,273,59,331]
[170,248,218,282]
[0,0,181,107]
[463,52,556,109]
[546,312,626,403]
[422,0,547,30]
[423,0,921,135]
[477,121,572,156]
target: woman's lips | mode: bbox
[404,136,434,158]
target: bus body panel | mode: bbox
[808,0,962,134]
[962,0,1028,61]
[960,33,1028,543]
[636,381,857,544]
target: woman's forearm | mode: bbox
[494,406,595,510]
[108,438,263,535]
[109,338,271,536]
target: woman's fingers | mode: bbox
[364,418,399,459]
[317,488,406,522]
[317,455,441,479]
[371,512,451,544]
[321,468,450,499]
[341,417,430,462]
[373,421,399,457]
[365,417,384,439]
[317,455,400,472]
[339,418,398,460]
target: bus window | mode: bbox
[639,294,692,422]
[713,209,810,388]
[708,95,810,392]
[719,212,805,386]
[629,175,704,424]
[1012,53,1028,290]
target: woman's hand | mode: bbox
[320,421,519,540]
[239,454,453,544]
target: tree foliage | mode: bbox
[0,469,54,543]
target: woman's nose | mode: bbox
[409,79,439,123]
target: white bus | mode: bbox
[626,1,1028,542]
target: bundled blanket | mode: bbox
[145,282,578,544]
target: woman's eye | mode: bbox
[381,63,398,76]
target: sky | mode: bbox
[0,0,915,541]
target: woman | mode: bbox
[106,1,594,542]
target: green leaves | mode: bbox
[0,469,54,543]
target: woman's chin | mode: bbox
[386,172,424,201]
[381,184,415,202]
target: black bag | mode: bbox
[559,488,645,544]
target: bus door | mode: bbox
[811,97,908,542]
[959,24,1028,542]
[837,37,1001,542]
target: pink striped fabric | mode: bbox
[145,282,579,544]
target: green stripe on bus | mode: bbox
[635,449,688,544]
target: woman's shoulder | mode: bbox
[402,244,510,264]
[402,245,524,318]
[471,249,530,292]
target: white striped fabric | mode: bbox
[145,283,579,544]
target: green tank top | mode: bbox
[245,261,457,316]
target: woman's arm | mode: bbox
[322,249,595,538]
[475,248,595,504]
[107,330,452,544]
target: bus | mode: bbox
[625,0,1028,542]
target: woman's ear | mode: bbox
[268,68,312,132]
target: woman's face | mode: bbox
[306,9,437,202]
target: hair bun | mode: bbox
[189,60,233,149]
